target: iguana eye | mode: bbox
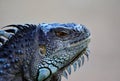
[55,31,68,37]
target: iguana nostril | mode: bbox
[82,26,90,35]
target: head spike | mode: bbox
[66,65,71,75]
[0,30,12,39]
[62,70,68,79]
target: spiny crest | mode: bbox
[0,24,36,47]
[62,48,90,79]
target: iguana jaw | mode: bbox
[59,36,90,74]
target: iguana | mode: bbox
[0,23,91,81]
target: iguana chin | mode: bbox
[0,23,91,81]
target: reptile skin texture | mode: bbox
[0,23,91,81]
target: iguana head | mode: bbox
[35,23,91,81]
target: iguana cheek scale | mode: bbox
[0,23,91,81]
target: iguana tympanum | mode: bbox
[0,23,91,81]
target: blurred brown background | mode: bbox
[0,0,120,81]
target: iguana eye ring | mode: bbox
[55,31,68,37]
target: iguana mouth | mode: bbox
[60,37,90,79]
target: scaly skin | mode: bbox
[0,23,91,81]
